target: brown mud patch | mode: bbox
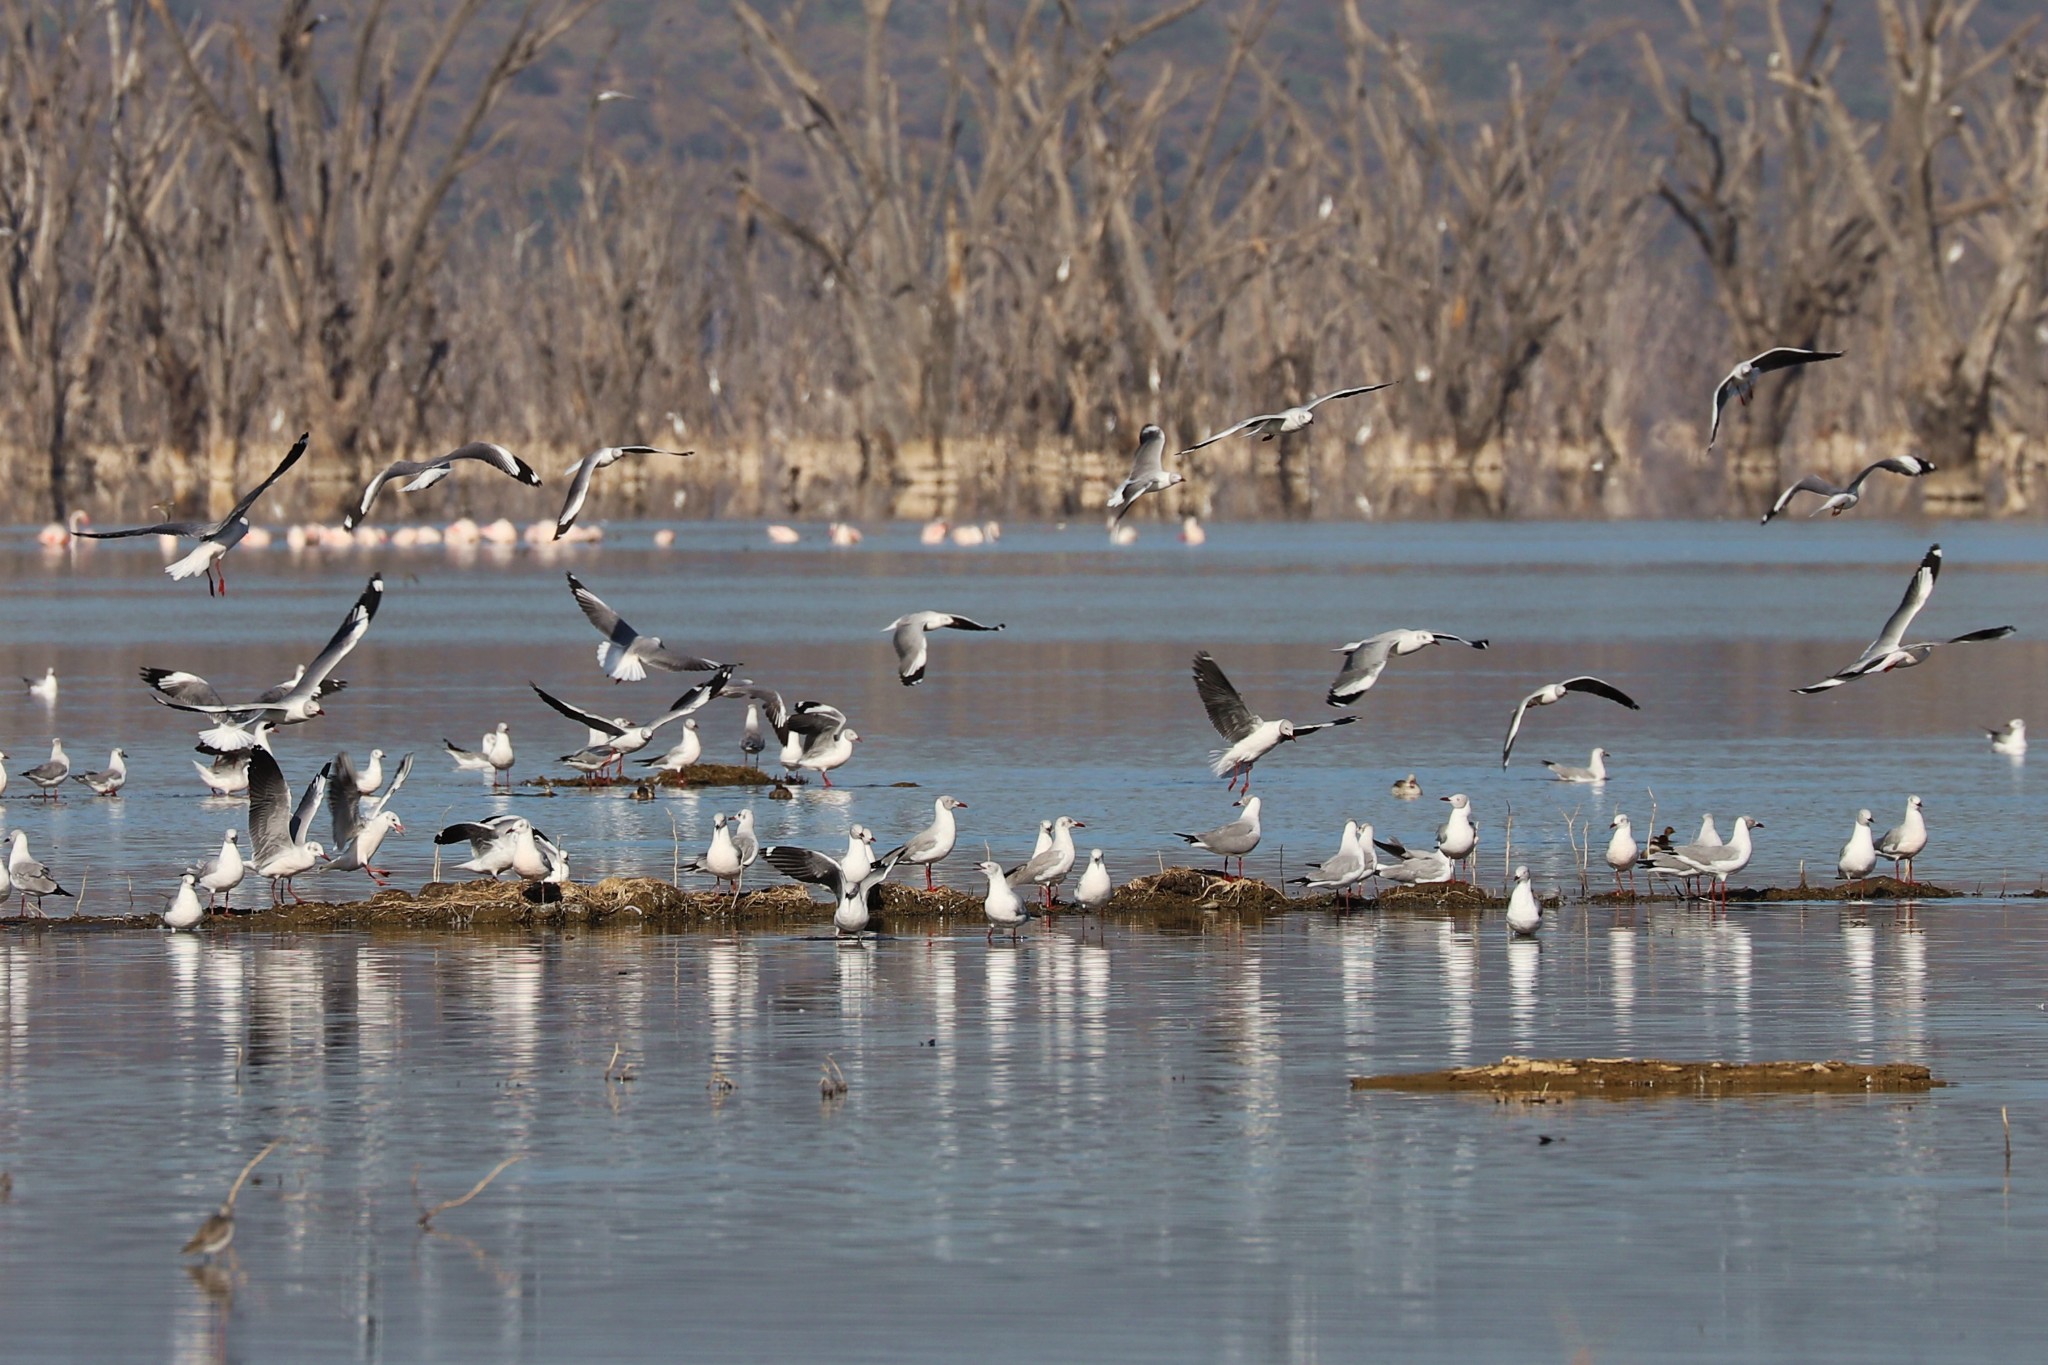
[1727,877,1959,902]
[1352,1055,1945,1099]
[526,763,780,792]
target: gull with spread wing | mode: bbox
[1761,454,1936,524]
[245,749,329,904]
[1193,652,1356,791]
[761,842,907,938]
[1501,677,1640,769]
[1707,347,1842,448]
[324,750,411,884]
[1794,544,2014,693]
[566,573,725,683]
[1326,629,1489,707]
[1176,383,1396,454]
[1105,425,1183,524]
[531,669,739,776]
[75,433,309,594]
[342,442,541,529]
[886,611,1005,686]
[555,445,692,538]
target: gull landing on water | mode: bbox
[1706,347,1842,448]
[1501,677,1640,769]
[1175,382,1397,455]
[1794,545,2014,693]
[1105,424,1184,524]
[23,668,57,702]
[885,612,1005,686]
[1762,455,1935,524]
[1326,629,1489,707]
[1989,719,2027,756]
[342,442,541,529]
[555,446,692,538]
[1192,652,1357,792]
[74,432,308,594]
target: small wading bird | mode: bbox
[565,574,725,683]
[1501,677,1640,769]
[555,446,693,538]
[1761,454,1936,524]
[74,433,309,594]
[1795,545,2014,693]
[1706,347,1842,448]
[1192,652,1357,792]
[1175,383,1397,454]
[885,611,1005,686]
[1326,629,1489,707]
[342,441,541,529]
[1105,425,1183,524]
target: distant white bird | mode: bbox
[1542,747,1609,784]
[1105,425,1183,524]
[902,795,966,889]
[1795,545,2014,693]
[1761,454,1935,524]
[1877,796,1927,883]
[194,830,245,909]
[74,432,309,593]
[342,442,541,529]
[1175,796,1262,877]
[1074,849,1113,911]
[1839,809,1877,885]
[23,668,58,702]
[978,860,1030,942]
[566,573,725,683]
[1326,629,1488,707]
[762,842,905,937]
[1193,651,1357,791]
[1506,866,1542,936]
[1604,814,1638,894]
[446,723,515,787]
[1501,678,1640,768]
[885,611,1005,686]
[164,873,206,931]
[1707,347,1842,448]
[555,445,692,538]
[71,748,127,797]
[1989,718,2027,756]
[1177,383,1397,454]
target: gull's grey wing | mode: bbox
[762,844,845,894]
[1288,717,1359,738]
[225,432,311,525]
[435,821,507,853]
[783,702,848,740]
[1707,369,1740,448]
[1125,426,1166,481]
[247,749,294,865]
[1762,474,1844,524]
[1175,413,1285,456]
[554,456,600,538]
[1944,625,2016,645]
[652,666,742,727]
[1328,633,1398,705]
[567,573,636,649]
[1870,545,1942,654]
[366,752,414,819]
[296,575,384,698]
[291,763,331,848]
[328,753,362,848]
[1192,652,1260,742]
[1559,676,1641,710]
[531,683,626,737]
[140,668,225,709]
[1303,381,1396,411]
[445,441,541,486]
[1501,692,1539,769]
[77,520,214,540]
[343,461,430,528]
[891,617,929,684]
[932,614,1003,634]
[1748,346,1843,373]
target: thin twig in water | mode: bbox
[603,1042,622,1082]
[820,1054,848,1100]
[2004,1105,2013,1171]
[224,1139,282,1210]
[668,810,682,887]
[419,1155,525,1229]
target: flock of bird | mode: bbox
[2,346,2018,941]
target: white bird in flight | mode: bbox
[1326,629,1488,707]
[1794,545,2014,693]
[567,573,725,683]
[1105,425,1183,524]
[1761,454,1935,524]
[1192,652,1356,791]
[555,445,692,538]
[74,433,308,594]
[1176,383,1396,454]
[1501,677,1639,768]
[1707,347,1842,448]
[343,442,541,529]
[885,612,1005,686]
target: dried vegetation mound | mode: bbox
[1351,1055,1945,1098]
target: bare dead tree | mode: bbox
[1639,0,1883,502]
[1770,0,2048,511]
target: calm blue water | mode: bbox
[1,520,2046,1359]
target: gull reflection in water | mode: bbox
[1608,928,1636,1050]
[166,933,202,1020]
[835,938,875,1020]
[1438,923,1476,1063]
[0,945,27,1056]
[1892,926,1928,1061]
[1337,919,1377,1053]
[1506,938,1539,1052]
[704,938,757,1077]
[1843,920,1877,1051]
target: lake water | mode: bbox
[2,519,2046,1358]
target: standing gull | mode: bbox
[885,612,1005,687]
[1839,809,1877,888]
[446,724,515,787]
[325,751,411,884]
[164,874,206,931]
[1176,383,1397,454]
[532,669,739,776]
[72,748,127,797]
[1293,821,1373,905]
[195,831,245,909]
[979,862,1030,942]
[342,441,541,529]
[1877,796,1927,884]
[1506,867,1542,937]
[195,753,251,797]
[566,573,725,683]
[680,814,744,892]
[1326,630,1489,707]
[1543,748,1609,784]
[1605,814,1638,894]
[1370,835,1454,888]
[1193,652,1357,791]
[1436,794,1478,880]
[74,432,310,593]
[21,739,70,799]
[902,795,966,889]
[636,721,702,774]
[555,446,692,538]
[1761,455,1936,524]
[1706,347,1842,448]
[1075,850,1113,912]
[1008,814,1084,907]
[9,831,72,914]
[1105,425,1183,524]
[1175,796,1262,877]
[1501,678,1640,769]
[1794,545,2014,693]
[245,749,329,904]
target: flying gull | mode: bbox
[532,669,738,776]
[886,612,1005,686]
[342,441,541,529]
[75,433,309,594]
[1761,454,1935,524]
[567,573,725,683]
[1794,545,2014,693]
[1501,677,1639,769]
[324,750,412,883]
[555,446,692,538]
[1707,347,1842,448]
[1327,629,1488,707]
[1193,652,1357,791]
[1176,383,1396,454]
[1105,424,1183,524]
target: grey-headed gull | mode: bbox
[1795,545,2014,693]
[762,842,905,937]
[435,815,551,880]
[1707,347,1842,447]
[1074,850,1112,911]
[354,749,385,796]
[1666,816,1762,904]
[1193,651,1356,791]
[72,748,127,797]
[1761,454,1934,523]
[636,721,703,773]
[731,810,759,878]
[195,753,251,797]
[681,813,744,891]
[1326,629,1488,707]
[1989,719,2027,756]
[324,751,411,883]
[902,795,966,889]
[1177,383,1396,454]
[724,689,851,781]
[194,830,245,908]
[978,861,1030,942]
[8,830,72,914]
[886,612,1004,686]
[1506,867,1542,936]
[1175,796,1262,876]
[445,724,515,787]
[1106,425,1183,524]
[1370,834,1453,887]
[22,738,69,799]
[247,749,328,903]
[1839,809,1877,885]
[1293,820,1373,904]
[1543,747,1608,784]
[164,873,206,931]
[1436,794,1478,877]
[1502,677,1639,769]
[1877,796,1926,883]
[555,446,692,538]
[145,575,383,748]
[342,441,541,529]
[567,573,724,682]
[74,433,308,593]
[740,704,766,766]
[1007,814,1083,907]
[1604,814,1638,893]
